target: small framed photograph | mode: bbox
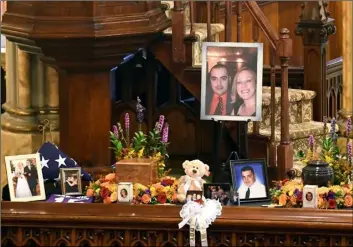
[230,159,270,203]
[118,182,133,203]
[204,183,231,205]
[200,42,263,122]
[5,153,46,202]
[186,190,203,202]
[303,185,318,208]
[60,168,82,196]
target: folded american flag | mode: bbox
[38,142,92,182]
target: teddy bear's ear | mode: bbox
[182,160,190,169]
[204,164,210,176]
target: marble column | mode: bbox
[1,40,60,190]
[338,1,353,138]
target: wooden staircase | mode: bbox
[150,1,331,179]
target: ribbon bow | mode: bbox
[179,199,222,246]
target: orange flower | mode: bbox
[278,194,288,206]
[86,189,94,197]
[290,196,297,205]
[344,195,353,207]
[105,173,116,182]
[171,193,178,203]
[103,197,112,204]
[317,197,325,208]
[141,194,151,204]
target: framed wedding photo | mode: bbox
[5,153,46,202]
[200,42,263,122]
[230,159,270,203]
[117,182,133,203]
[60,167,82,196]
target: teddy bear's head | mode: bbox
[182,159,210,179]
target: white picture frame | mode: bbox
[5,153,46,202]
[303,185,318,208]
[117,182,133,203]
[200,42,263,122]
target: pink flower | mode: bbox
[125,113,130,130]
[112,125,119,138]
[162,124,169,143]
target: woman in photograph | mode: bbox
[230,67,257,116]
[120,188,128,198]
[65,172,79,193]
[14,162,33,198]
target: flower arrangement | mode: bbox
[270,179,353,209]
[85,173,117,204]
[297,117,352,185]
[132,176,179,204]
[110,97,170,177]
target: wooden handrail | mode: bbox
[243,0,279,49]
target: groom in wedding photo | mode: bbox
[24,159,38,196]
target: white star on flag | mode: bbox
[55,154,67,168]
[40,156,50,169]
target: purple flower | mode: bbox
[112,125,119,138]
[327,191,335,200]
[330,118,336,136]
[348,142,352,164]
[161,181,167,186]
[144,189,151,195]
[125,113,130,130]
[162,123,169,143]
[136,97,145,123]
[156,115,165,132]
[294,188,300,196]
[308,135,315,151]
[347,118,352,136]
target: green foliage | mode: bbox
[132,131,147,152]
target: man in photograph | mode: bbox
[206,63,232,115]
[24,159,38,196]
[237,165,266,199]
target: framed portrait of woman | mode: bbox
[5,153,46,202]
[117,182,133,203]
[200,42,263,122]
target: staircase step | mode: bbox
[260,86,316,129]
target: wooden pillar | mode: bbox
[276,28,293,179]
[338,1,353,136]
[296,2,336,121]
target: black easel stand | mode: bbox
[212,119,251,183]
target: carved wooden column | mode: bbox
[276,28,293,179]
[2,1,170,166]
[296,1,336,121]
[338,1,352,137]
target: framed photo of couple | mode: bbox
[230,159,270,203]
[200,42,263,122]
[5,153,46,202]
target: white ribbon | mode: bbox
[183,176,203,194]
[179,199,222,247]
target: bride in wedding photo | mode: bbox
[14,161,33,198]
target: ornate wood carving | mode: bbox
[2,202,353,247]
[296,1,336,121]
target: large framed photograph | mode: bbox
[230,159,270,203]
[118,182,133,203]
[204,183,231,206]
[200,42,263,122]
[5,153,46,202]
[60,168,82,195]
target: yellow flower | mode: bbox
[158,162,166,168]
[330,185,343,194]
[105,183,118,193]
[150,187,158,197]
[133,183,147,196]
[317,187,329,195]
[137,148,144,158]
[288,190,294,196]
[325,155,334,164]
[163,186,171,193]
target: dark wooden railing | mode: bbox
[171,0,293,177]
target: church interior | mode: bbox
[1,1,353,247]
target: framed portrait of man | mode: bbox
[5,153,46,202]
[200,42,263,122]
[230,159,270,203]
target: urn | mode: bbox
[302,160,334,187]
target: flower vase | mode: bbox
[302,160,334,187]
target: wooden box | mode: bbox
[115,158,158,185]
